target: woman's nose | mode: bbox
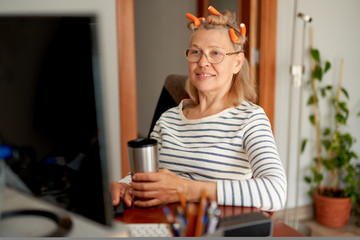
[198,53,211,66]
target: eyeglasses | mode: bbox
[184,48,240,64]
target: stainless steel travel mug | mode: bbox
[127,138,159,174]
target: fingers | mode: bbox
[110,181,132,207]
[129,187,177,202]
[129,188,159,199]
[128,188,160,207]
[127,187,162,207]
[110,181,121,206]
[132,169,172,182]
[129,181,159,191]
[123,190,133,207]
[126,168,180,207]
[134,198,161,208]
[132,172,158,182]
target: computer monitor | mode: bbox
[0,14,115,228]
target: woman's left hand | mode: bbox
[129,168,184,207]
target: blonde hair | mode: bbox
[185,10,257,106]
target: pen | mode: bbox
[202,198,210,232]
[195,189,207,237]
[177,187,187,217]
[206,201,221,234]
[162,206,180,237]
[175,205,187,236]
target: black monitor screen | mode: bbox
[0,16,112,226]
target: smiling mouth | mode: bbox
[197,73,214,77]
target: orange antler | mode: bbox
[186,13,201,27]
[198,17,205,23]
[229,28,239,43]
[208,6,222,16]
[240,23,246,36]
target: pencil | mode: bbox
[185,203,196,237]
[194,189,207,237]
[177,187,187,216]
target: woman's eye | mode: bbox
[191,50,201,55]
[210,51,222,56]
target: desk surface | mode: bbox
[115,203,305,237]
[2,188,128,237]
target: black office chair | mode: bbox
[148,74,188,137]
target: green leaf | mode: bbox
[309,115,315,125]
[336,113,346,125]
[344,133,353,146]
[321,88,327,97]
[331,98,337,107]
[345,175,354,184]
[341,87,349,99]
[338,102,349,119]
[323,160,334,170]
[314,65,323,81]
[310,49,320,62]
[339,101,347,111]
[324,61,331,72]
[301,139,308,153]
[304,176,312,183]
[307,190,313,198]
[351,194,357,204]
[346,164,355,175]
[322,139,332,150]
[314,172,323,183]
[343,109,349,121]
[307,95,314,105]
[323,128,331,136]
[326,85,332,90]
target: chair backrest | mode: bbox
[148,74,188,137]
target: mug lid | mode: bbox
[127,138,158,148]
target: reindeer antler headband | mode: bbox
[186,6,246,44]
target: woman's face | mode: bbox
[188,29,244,98]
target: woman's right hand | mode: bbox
[110,181,133,207]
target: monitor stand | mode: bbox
[0,188,129,237]
[0,209,72,237]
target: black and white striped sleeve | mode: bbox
[216,108,287,211]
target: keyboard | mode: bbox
[126,223,174,237]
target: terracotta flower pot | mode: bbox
[313,189,352,228]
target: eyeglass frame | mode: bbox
[184,48,241,64]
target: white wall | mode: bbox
[134,0,196,138]
[275,0,360,209]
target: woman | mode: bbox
[111,8,286,212]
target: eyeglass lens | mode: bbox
[185,49,225,64]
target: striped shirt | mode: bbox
[121,99,287,211]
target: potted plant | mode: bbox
[302,47,360,228]
[353,163,360,227]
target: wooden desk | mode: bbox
[115,203,305,237]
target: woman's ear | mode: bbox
[233,52,244,74]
